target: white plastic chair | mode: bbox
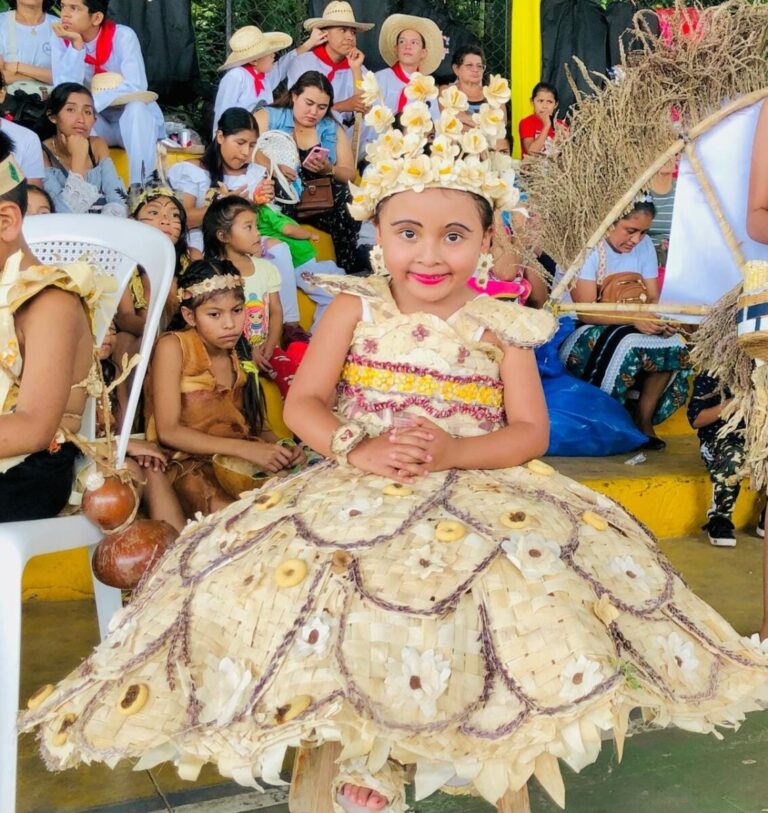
[0,214,175,813]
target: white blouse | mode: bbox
[167,160,267,251]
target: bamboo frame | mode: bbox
[548,86,768,305]
[554,301,711,316]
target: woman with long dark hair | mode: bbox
[256,70,360,274]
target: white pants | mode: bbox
[94,101,165,185]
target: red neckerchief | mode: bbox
[312,45,349,83]
[242,64,266,95]
[391,62,417,112]
[68,19,116,75]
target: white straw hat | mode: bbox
[304,1,374,32]
[90,72,158,106]
[378,14,445,77]
[219,25,293,71]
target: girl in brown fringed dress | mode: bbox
[148,257,303,518]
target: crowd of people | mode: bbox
[0,0,760,546]
[5,1,768,811]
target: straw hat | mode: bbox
[304,1,374,32]
[378,14,445,77]
[90,72,158,106]
[219,25,293,71]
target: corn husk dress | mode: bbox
[19,276,768,809]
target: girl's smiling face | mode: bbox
[375,188,492,312]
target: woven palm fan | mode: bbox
[254,130,302,204]
[520,0,768,311]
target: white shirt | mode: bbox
[0,11,57,68]
[1,118,44,181]
[167,161,267,251]
[374,65,439,119]
[579,237,658,282]
[51,23,153,113]
[286,49,367,111]
[212,51,297,135]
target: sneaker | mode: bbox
[758,506,765,539]
[705,516,737,548]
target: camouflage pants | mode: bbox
[699,434,745,521]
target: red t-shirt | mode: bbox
[518,114,568,155]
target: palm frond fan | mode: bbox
[520,0,768,306]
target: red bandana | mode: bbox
[391,62,416,113]
[312,45,349,83]
[71,18,116,75]
[242,64,266,95]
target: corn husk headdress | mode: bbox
[348,72,520,221]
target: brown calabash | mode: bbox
[92,520,178,590]
[82,477,136,531]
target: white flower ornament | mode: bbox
[385,647,451,716]
[357,72,381,107]
[560,655,604,702]
[365,105,395,134]
[400,102,434,136]
[483,74,512,106]
[404,72,438,103]
[501,531,565,579]
[439,84,469,113]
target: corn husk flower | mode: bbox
[483,74,511,107]
[384,647,451,717]
[431,134,460,161]
[560,656,604,702]
[398,155,434,193]
[365,129,405,163]
[473,103,506,141]
[357,72,381,107]
[365,105,395,134]
[404,72,438,103]
[400,101,434,136]
[439,84,469,113]
[461,129,488,156]
[435,110,464,140]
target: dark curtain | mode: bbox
[540,0,608,115]
[109,0,200,105]
[605,1,659,66]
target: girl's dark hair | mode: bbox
[451,44,484,68]
[202,107,258,188]
[620,200,656,221]
[0,131,27,215]
[28,185,55,213]
[202,194,254,259]
[9,0,56,10]
[531,81,558,103]
[274,70,335,116]
[132,193,191,274]
[373,190,492,231]
[45,82,94,118]
[173,257,264,434]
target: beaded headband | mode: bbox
[0,154,24,195]
[178,273,243,302]
[348,72,519,221]
[128,184,181,217]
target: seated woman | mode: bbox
[0,133,96,521]
[255,70,360,274]
[558,198,691,450]
[41,82,127,216]
[0,0,57,96]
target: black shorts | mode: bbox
[0,442,79,522]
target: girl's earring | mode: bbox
[369,245,388,277]
[474,252,494,289]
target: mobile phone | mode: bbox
[302,145,330,168]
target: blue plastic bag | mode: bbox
[538,319,646,456]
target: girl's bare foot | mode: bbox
[341,783,388,810]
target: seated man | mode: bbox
[0,129,101,521]
[287,0,372,136]
[51,0,164,185]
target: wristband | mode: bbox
[330,421,368,467]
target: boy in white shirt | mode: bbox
[51,0,164,184]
